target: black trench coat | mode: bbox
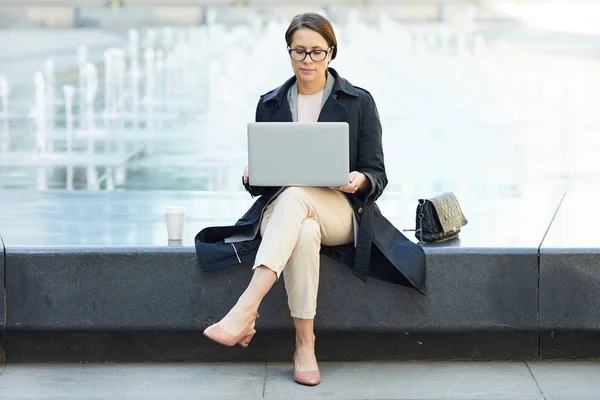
[194,68,426,295]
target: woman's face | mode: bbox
[289,28,333,85]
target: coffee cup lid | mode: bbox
[165,206,186,214]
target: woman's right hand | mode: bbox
[243,165,249,184]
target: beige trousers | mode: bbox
[253,186,354,319]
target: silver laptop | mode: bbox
[247,122,349,187]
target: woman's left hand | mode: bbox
[329,171,369,194]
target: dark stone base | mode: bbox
[540,331,600,360]
[5,330,538,363]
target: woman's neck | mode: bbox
[297,73,327,95]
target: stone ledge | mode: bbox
[3,246,540,361]
[539,192,600,359]
[539,250,600,359]
[4,247,538,332]
[2,190,597,361]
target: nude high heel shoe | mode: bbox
[293,355,321,386]
[237,328,256,348]
[203,313,259,347]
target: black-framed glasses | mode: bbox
[288,47,331,62]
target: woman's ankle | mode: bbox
[295,335,316,348]
[231,299,259,315]
[226,307,257,324]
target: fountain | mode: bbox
[84,62,99,190]
[129,29,141,130]
[32,72,48,155]
[77,45,88,129]
[44,58,56,153]
[0,9,597,195]
[63,84,75,190]
[143,47,156,153]
[83,62,99,148]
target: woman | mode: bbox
[195,13,426,386]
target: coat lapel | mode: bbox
[270,98,293,122]
[318,94,347,122]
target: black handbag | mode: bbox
[415,192,468,243]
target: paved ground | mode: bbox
[0,361,599,400]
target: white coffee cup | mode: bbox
[165,206,186,240]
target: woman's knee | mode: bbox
[276,186,312,206]
[295,218,321,250]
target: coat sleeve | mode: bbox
[354,92,388,205]
[243,101,267,198]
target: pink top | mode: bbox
[297,89,324,122]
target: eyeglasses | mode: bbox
[288,47,331,62]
